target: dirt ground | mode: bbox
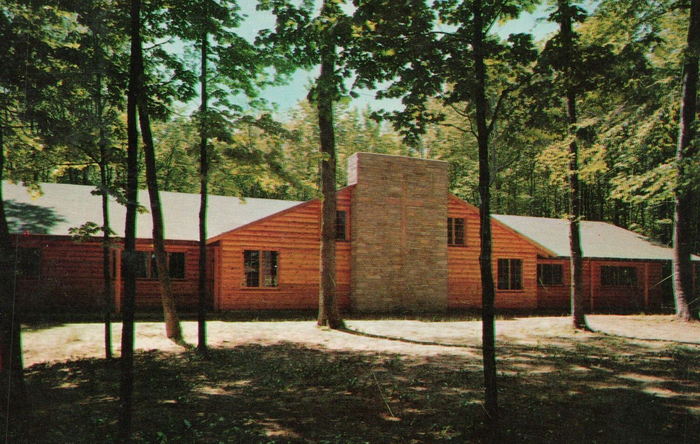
[22,314,700,366]
[11,314,700,443]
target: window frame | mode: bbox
[447,217,465,246]
[16,247,41,278]
[498,258,523,290]
[125,250,186,280]
[168,252,186,279]
[600,265,637,287]
[243,249,279,288]
[336,210,348,241]
[537,263,563,286]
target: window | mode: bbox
[448,217,465,246]
[538,263,563,286]
[123,251,185,279]
[336,211,347,241]
[498,259,522,290]
[168,252,185,279]
[16,247,41,278]
[244,250,278,288]
[601,266,637,287]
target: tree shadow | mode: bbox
[5,199,66,235]
[4,336,700,443]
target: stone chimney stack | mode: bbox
[347,153,449,312]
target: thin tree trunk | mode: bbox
[0,125,26,414]
[95,33,113,360]
[473,0,498,430]
[131,8,183,343]
[558,0,590,330]
[138,102,184,343]
[673,0,700,321]
[119,0,141,440]
[316,8,342,330]
[99,163,113,360]
[197,28,209,354]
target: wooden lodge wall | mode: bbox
[210,188,353,311]
[447,196,542,310]
[11,187,673,315]
[14,235,200,312]
[112,239,201,311]
[15,235,106,312]
[536,258,665,312]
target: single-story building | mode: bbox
[3,152,697,313]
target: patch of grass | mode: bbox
[3,333,700,443]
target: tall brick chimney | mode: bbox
[347,153,449,312]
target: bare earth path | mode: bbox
[22,314,700,366]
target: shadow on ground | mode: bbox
[3,334,699,443]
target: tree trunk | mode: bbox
[316,4,343,330]
[95,34,113,360]
[473,0,498,430]
[197,29,209,354]
[0,126,27,413]
[138,102,184,343]
[673,0,700,321]
[131,7,183,343]
[558,0,589,330]
[120,0,141,440]
[99,163,113,361]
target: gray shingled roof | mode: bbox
[2,181,302,241]
[493,214,696,261]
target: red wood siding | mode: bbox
[589,260,664,311]
[213,188,352,311]
[14,235,200,312]
[447,196,540,310]
[15,236,105,311]
[535,258,666,311]
[114,239,201,310]
[535,258,571,309]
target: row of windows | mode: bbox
[3,248,187,280]
[127,251,186,280]
[11,247,694,292]
[537,264,641,287]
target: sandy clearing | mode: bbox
[21,315,700,367]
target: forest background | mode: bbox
[1,0,697,253]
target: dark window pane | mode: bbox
[169,252,185,279]
[263,251,278,287]
[498,259,509,289]
[135,251,148,278]
[17,248,41,278]
[244,250,260,287]
[336,211,347,241]
[454,218,465,245]
[601,266,637,286]
[512,260,522,289]
[121,251,148,278]
[150,252,159,279]
[498,259,522,290]
[538,264,563,286]
[448,218,465,245]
